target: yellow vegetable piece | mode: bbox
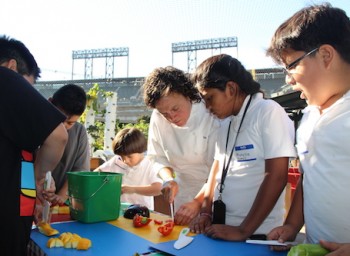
[50,205,59,214]
[58,205,70,214]
[46,231,91,250]
[55,238,64,248]
[77,238,92,250]
[47,238,56,248]
[70,237,80,249]
[72,233,81,240]
[47,238,63,248]
[38,222,59,236]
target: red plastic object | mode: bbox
[288,167,300,198]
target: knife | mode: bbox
[174,227,194,249]
[170,202,174,222]
[42,171,52,223]
[246,239,298,246]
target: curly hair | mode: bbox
[142,66,201,108]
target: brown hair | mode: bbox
[142,66,201,108]
[112,128,147,155]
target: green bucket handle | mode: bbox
[69,176,112,201]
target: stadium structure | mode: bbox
[34,37,304,124]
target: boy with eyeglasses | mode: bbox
[266,3,350,255]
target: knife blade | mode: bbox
[246,239,298,246]
[170,202,174,221]
[42,171,52,223]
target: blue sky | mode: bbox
[1,0,349,81]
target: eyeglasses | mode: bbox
[283,47,319,75]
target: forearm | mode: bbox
[240,158,289,237]
[284,176,304,231]
[34,124,67,181]
[200,160,219,214]
[57,180,69,202]
[193,183,207,205]
[158,167,175,182]
[123,183,162,196]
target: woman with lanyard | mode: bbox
[189,54,296,241]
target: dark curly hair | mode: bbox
[142,66,201,108]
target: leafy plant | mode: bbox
[80,84,150,151]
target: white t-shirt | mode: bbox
[97,155,162,210]
[147,101,222,211]
[297,90,350,244]
[214,93,296,234]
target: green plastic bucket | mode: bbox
[67,171,123,223]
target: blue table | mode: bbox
[30,221,288,256]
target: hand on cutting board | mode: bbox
[204,224,247,241]
[267,224,298,251]
[189,214,212,234]
[174,200,201,225]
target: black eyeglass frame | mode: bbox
[283,47,319,74]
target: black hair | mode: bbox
[192,54,261,94]
[51,84,87,116]
[267,3,350,64]
[0,35,41,79]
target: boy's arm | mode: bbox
[238,157,290,239]
[122,182,162,196]
[35,123,68,204]
[267,174,305,244]
[284,174,305,231]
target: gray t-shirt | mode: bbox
[52,122,90,192]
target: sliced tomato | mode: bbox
[153,219,163,225]
[157,221,174,236]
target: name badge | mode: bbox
[235,144,256,162]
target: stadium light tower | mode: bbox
[172,37,238,73]
[72,47,129,80]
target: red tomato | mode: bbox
[153,219,163,225]
[133,214,152,227]
[157,221,174,236]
